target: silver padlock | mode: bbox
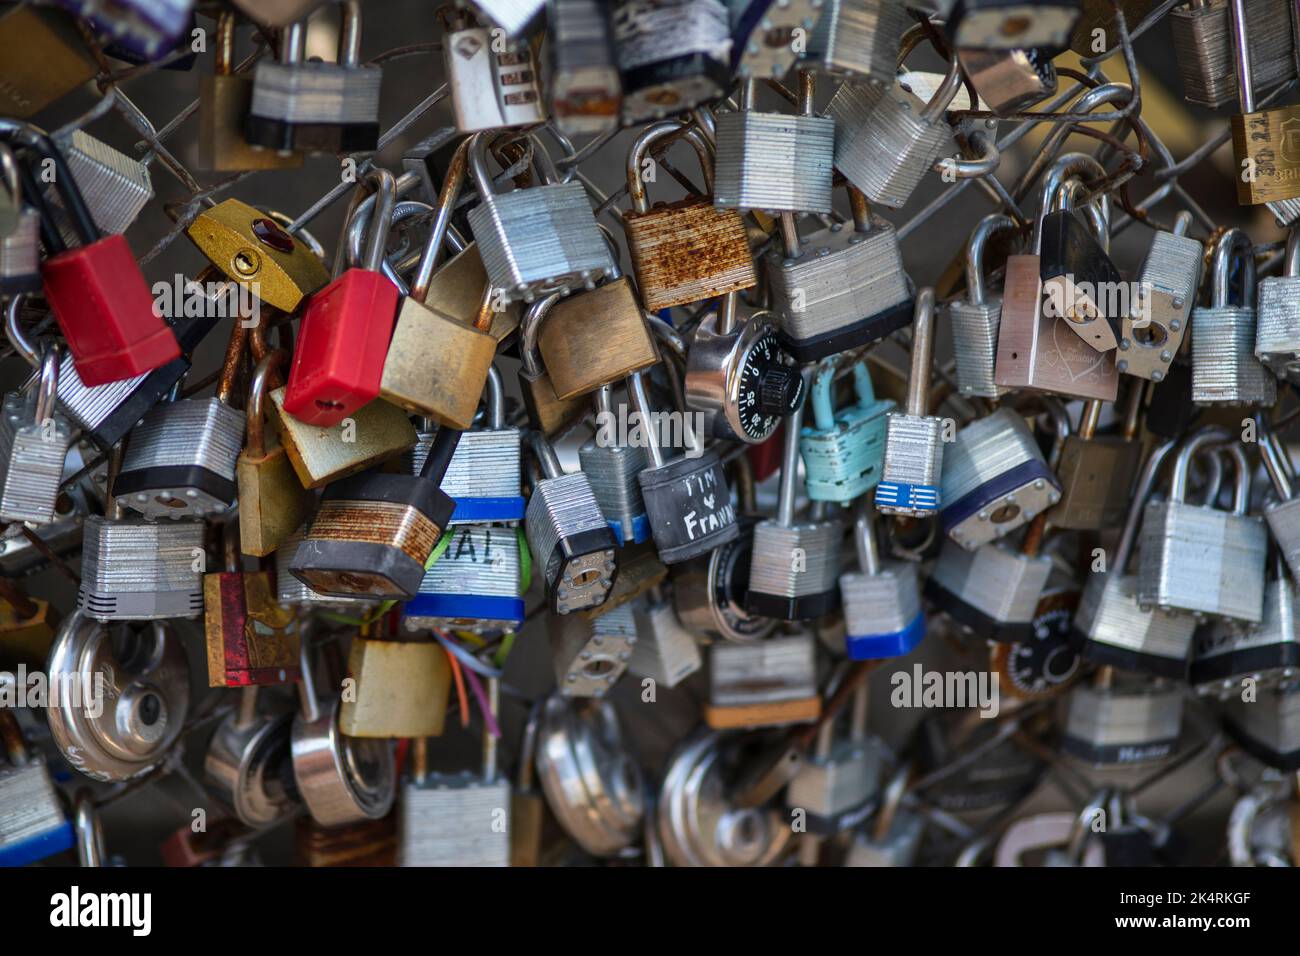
[949,213,1018,399]
[672,498,778,644]
[548,0,622,136]
[205,686,298,827]
[613,0,733,123]
[802,0,909,86]
[467,132,614,304]
[1227,784,1298,866]
[535,692,645,857]
[0,704,74,867]
[246,2,382,154]
[0,345,72,525]
[840,506,924,659]
[713,73,836,214]
[628,592,702,688]
[1262,425,1300,585]
[1222,682,1300,769]
[1119,211,1202,382]
[1170,0,1296,108]
[1255,226,1300,380]
[401,524,524,635]
[399,677,511,866]
[956,47,1057,117]
[580,385,650,545]
[876,288,944,516]
[1061,671,1184,767]
[1191,227,1276,407]
[78,513,204,621]
[48,130,153,242]
[706,633,820,728]
[787,683,881,835]
[1137,428,1267,624]
[1192,556,1300,697]
[446,15,547,132]
[940,407,1061,551]
[548,601,637,697]
[46,612,191,782]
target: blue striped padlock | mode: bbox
[401,525,527,635]
[799,357,893,504]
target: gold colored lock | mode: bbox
[423,243,521,343]
[538,275,660,400]
[0,5,97,119]
[199,13,305,173]
[1229,0,1300,205]
[238,349,312,556]
[519,293,589,435]
[338,635,452,738]
[269,387,416,489]
[186,198,329,313]
[380,134,498,429]
[0,580,57,669]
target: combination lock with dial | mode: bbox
[990,589,1082,699]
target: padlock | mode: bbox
[535,692,646,856]
[624,120,757,311]
[0,144,41,294]
[686,292,805,444]
[628,369,741,563]
[284,171,399,427]
[291,427,461,600]
[1192,555,1300,696]
[0,345,72,525]
[186,198,330,314]
[714,72,835,213]
[581,386,650,545]
[657,729,792,866]
[538,264,660,401]
[1119,211,1202,382]
[205,686,298,827]
[1061,671,1185,766]
[1072,437,1197,677]
[1192,228,1275,405]
[467,132,614,304]
[876,289,945,517]
[926,515,1053,643]
[613,0,732,123]
[1051,389,1142,531]
[274,524,377,611]
[840,506,924,658]
[844,766,924,866]
[787,684,881,835]
[46,130,153,243]
[113,324,246,521]
[766,188,913,361]
[463,0,547,34]
[1138,428,1267,624]
[705,634,822,728]
[629,592,703,688]
[549,601,637,697]
[799,357,892,504]
[950,212,1019,399]
[1262,425,1300,584]
[204,522,301,688]
[527,432,619,614]
[548,0,622,136]
[728,0,824,79]
[828,56,960,210]
[445,13,546,132]
[290,626,396,827]
[339,635,452,738]
[1229,0,1300,209]
[401,525,525,634]
[940,407,1060,550]
[1172,0,1295,108]
[398,677,510,866]
[238,349,311,558]
[0,707,74,866]
[518,294,589,435]
[1255,226,1300,380]
[245,3,381,153]
[78,514,204,621]
[747,390,843,620]
[199,12,304,172]
[270,387,417,490]
[1222,683,1300,769]
[803,0,909,85]
[988,585,1081,700]
[944,0,1081,50]
[0,4,97,119]
[994,153,1119,402]
[11,129,180,388]
[46,612,191,781]
[1039,175,1125,352]
[956,46,1057,117]
[407,368,524,525]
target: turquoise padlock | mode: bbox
[799,358,894,503]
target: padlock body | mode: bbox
[78,516,205,620]
[539,278,660,399]
[0,394,72,525]
[638,449,740,564]
[246,61,382,153]
[1222,684,1300,769]
[1072,572,1197,678]
[402,525,524,633]
[399,776,511,865]
[625,198,756,311]
[1171,0,1294,108]
[705,635,821,728]
[1266,495,1300,584]
[800,399,892,503]
[1062,683,1183,766]
[200,74,305,172]
[949,297,1006,398]
[746,519,844,620]
[340,637,451,738]
[549,603,636,697]
[714,111,835,213]
[410,427,525,524]
[804,0,909,84]
[628,602,702,688]
[0,760,74,867]
[237,442,312,557]
[841,564,925,659]
[787,739,882,835]
[1051,434,1139,531]
[447,27,547,131]
[203,570,301,687]
[270,387,417,489]
[526,472,619,613]
[876,412,944,516]
[614,0,732,122]
[1191,578,1300,690]
[925,540,1052,642]
[1255,275,1300,379]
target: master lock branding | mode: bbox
[594,407,707,459]
[889,664,1000,718]
[0,664,106,717]
[49,886,151,936]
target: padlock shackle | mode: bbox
[626,120,715,216]
[297,619,323,723]
[1260,426,1294,502]
[33,345,59,429]
[529,430,564,480]
[905,288,936,417]
[215,11,235,75]
[1229,0,1256,114]
[419,424,463,484]
[0,122,99,249]
[519,291,561,376]
[247,349,288,459]
[965,213,1018,307]
[1031,153,1106,255]
[0,142,21,208]
[775,370,809,527]
[482,676,499,782]
[484,363,505,430]
[854,508,881,576]
[920,58,964,124]
[1209,228,1256,309]
[74,789,105,867]
[5,294,40,368]
[626,370,666,470]
[412,135,475,303]
[1220,441,1252,516]
[1051,176,1111,253]
[215,319,249,406]
[281,21,307,65]
[517,697,543,791]
[1013,84,1132,204]
[339,0,363,68]
[809,358,838,432]
[1169,425,1233,505]
[1171,210,1192,238]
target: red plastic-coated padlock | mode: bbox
[283,170,400,426]
[17,128,181,387]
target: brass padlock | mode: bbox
[419,244,520,343]
[269,387,416,489]
[519,293,588,434]
[338,635,452,738]
[1229,0,1300,207]
[199,13,305,173]
[238,349,312,556]
[379,134,499,429]
[0,5,97,119]
[186,198,330,313]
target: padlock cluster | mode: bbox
[3,0,1300,870]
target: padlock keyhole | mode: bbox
[139,693,161,726]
